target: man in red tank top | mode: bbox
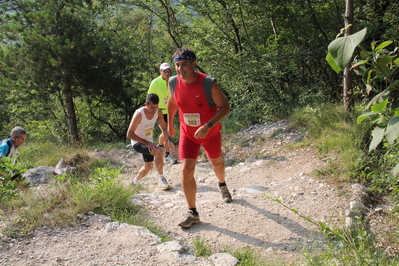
[167,47,232,229]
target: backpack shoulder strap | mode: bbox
[203,75,216,108]
[2,138,12,157]
[168,75,177,97]
[169,74,216,108]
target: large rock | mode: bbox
[22,166,55,185]
[53,158,77,176]
[209,253,240,266]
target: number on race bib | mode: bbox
[183,113,201,127]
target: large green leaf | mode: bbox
[385,116,399,144]
[366,88,390,109]
[371,96,389,113]
[326,52,342,73]
[357,111,376,124]
[360,50,369,58]
[369,126,385,151]
[376,56,392,76]
[375,41,393,53]
[328,28,367,71]
[391,162,399,176]
[351,58,369,69]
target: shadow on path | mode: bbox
[180,198,317,252]
[233,198,314,238]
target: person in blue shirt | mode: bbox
[0,126,27,191]
[0,126,26,159]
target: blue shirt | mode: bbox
[0,138,13,158]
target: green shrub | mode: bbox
[0,156,27,202]
[192,237,213,257]
[304,221,399,266]
[290,103,370,181]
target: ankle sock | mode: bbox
[218,182,226,188]
[159,175,165,180]
[189,208,198,215]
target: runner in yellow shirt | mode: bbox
[148,63,178,164]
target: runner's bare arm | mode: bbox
[158,109,171,141]
[209,80,231,125]
[126,110,147,144]
[194,80,230,139]
[158,109,175,151]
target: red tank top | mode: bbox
[174,72,221,141]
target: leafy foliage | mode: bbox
[268,195,399,265]
[191,237,213,257]
[0,0,154,144]
[327,27,368,72]
[0,156,27,201]
[327,27,399,179]
[1,165,168,239]
[1,0,398,142]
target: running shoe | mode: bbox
[158,178,171,190]
[178,210,200,228]
[165,154,178,164]
[220,186,232,203]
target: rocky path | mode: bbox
[0,120,349,265]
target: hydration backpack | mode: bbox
[168,75,216,108]
[1,138,12,157]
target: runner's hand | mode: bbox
[168,139,176,153]
[168,126,176,137]
[194,125,210,139]
[146,142,158,153]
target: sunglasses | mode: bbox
[162,70,171,73]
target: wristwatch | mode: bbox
[206,121,213,128]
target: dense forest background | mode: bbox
[0,0,398,145]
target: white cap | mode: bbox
[160,63,171,70]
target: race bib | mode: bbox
[145,128,153,137]
[163,97,168,105]
[184,113,201,127]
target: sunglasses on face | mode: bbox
[162,70,171,73]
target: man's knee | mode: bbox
[159,133,165,141]
[154,148,163,157]
[181,166,194,176]
[181,160,196,175]
[209,157,224,168]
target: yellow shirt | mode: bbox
[148,75,169,114]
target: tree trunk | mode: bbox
[63,80,80,146]
[343,0,354,112]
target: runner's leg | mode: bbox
[181,158,197,208]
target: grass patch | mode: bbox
[287,103,399,263]
[303,221,399,265]
[17,142,87,168]
[218,245,288,266]
[220,246,268,266]
[190,237,289,266]
[0,150,170,241]
[290,103,370,181]
[2,168,133,235]
[192,237,213,257]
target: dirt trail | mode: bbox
[122,120,348,262]
[0,120,349,265]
